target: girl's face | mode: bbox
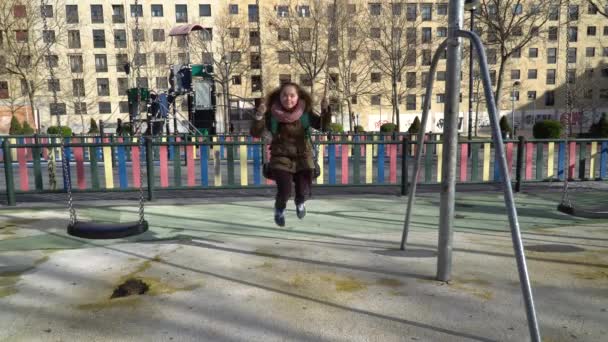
[280,85,299,110]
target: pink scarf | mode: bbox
[270,100,305,123]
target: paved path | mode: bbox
[1,191,607,341]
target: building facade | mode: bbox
[0,0,607,135]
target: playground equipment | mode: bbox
[400,1,541,340]
[41,0,149,239]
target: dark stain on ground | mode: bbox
[525,244,586,253]
[111,278,150,298]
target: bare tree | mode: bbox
[328,1,379,130]
[190,8,251,133]
[265,0,330,100]
[365,0,427,131]
[0,0,65,127]
[475,0,553,110]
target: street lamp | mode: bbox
[511,81,521,137]
[465,0,479,152]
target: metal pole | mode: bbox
[456,29,541,342]
[401,39,449,250]
[437,0,464,281]
[467,9,474,154]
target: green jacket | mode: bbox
[250,108,331,173]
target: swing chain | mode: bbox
[60,138,77,224]
[134,0,145,224]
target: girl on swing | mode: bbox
[250,82,332,227]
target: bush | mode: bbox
[499,116,512,136]
[533,120,563,139]
[354,125,365,133]
[46,126,72,137]
[88,118,99,134]
[21,121,35,135]
[408,116,421,134]
[329,123,344,133]
[9,116,22,135]
[589,113,608,138]
[380,123,397,132]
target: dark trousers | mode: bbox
[273,169,312,210]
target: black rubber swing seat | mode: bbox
[557,204,608,219]
[68,220,149,239]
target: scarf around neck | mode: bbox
[270,100,305,123]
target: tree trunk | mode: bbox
[26,89,37,127]
[392,77,399,130]
[347,100,354,132]
[494,56,508,116]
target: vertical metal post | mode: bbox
[437,0,464,281]
[515,136,525,192]
[467,8,475,152]
[400,137,408,196]
[457,29,541,342]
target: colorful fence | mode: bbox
[1,135,607,205]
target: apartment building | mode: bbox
[0,0,607,134]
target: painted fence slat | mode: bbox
[90,144,100,190]
[536,143,544,180]
[547,142,555,179]
[568,141,577,180]
[341,144,349,184]
[214,149,222,186]
[471,143,479,181]
[557,142,565,181]
[17,141,28,191]
[506,142,513,177]
[460,143,468,182]
[365,144,373,184]
[377,143,385,183]
[525,142,533,180]
[131,143,141,188]
[240,144,248,186]
[317,140,324,185]
[200,142,209,187]
[74,146,86,190]
[173,137,182,187]
[600,141,608,180]
[117,143,128,189]
[578,143,587,180]
[187,143,195,186]
[389,144,397,183]
[590,142,597,180]
[328,144,336,185]
[482,143,490,182]
[252,143,261,185]
[159,143,169,188]
[437,143,443,182]
[425,142,433,182]
[102,145,114,189]
[353,140,361,184]
[33,142,43,190]
[63,139,72,191]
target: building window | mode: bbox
[151,5,163,17]
[278,74,291,85]
[406,72,416,87]
[370,27,381,39]
[202,52,213,64]
[351,95,357,104]
[251,75,262,92]
[68,30,81,49]
[437,4,448,15]
[487,49,497,64]
[278,28,290,41]
[48,78,60,92]
[229,4,238,15]
[549,6,559,20]
[420,95,427,109]
[369,3,381,16]
[136,77,148,88]
[176,5,188,23]
[567,69,576,84]
[114,30,127,48]
[229,51,241,62]
[547,48,557,64]
[250,53,261,69]
[91,5,104,24]
[371,95,381,105]
[99,102,111,114]
[422,50,432,65]
[528,69,537,79]
[93,30,105,48]
[490,70,496,85]
[153,29,165,42]
[568,5,579,20]
[74,102,87,115]
[116,54,128,71]
[0,81,9,99]
[248,4,259,22]
[545,91,555,106]
[69,55,83,73]
[436,94,445,103]
[588,26,597,36]
[589,3,598,14]
[406,50,416,66]
[437,27,447,37]
[604,26,608,36]
[156,77,168,89]
[117,78,128,95]
[250,30,260,45]
[527,91,536,100]
[370,50,381,61]
[511,90,520,101]
[568,27,578,42]
[371,72,381,83]
[391,3,402,15]
[50,103,66,116]
[134,53,147,67]
[66,5,79,24]
[567,48,577,63]
[586,47,595,57]
[42,30,55,44]
[229,27,240,38]
[72,79,85,97]
[406,95,416,110]
[421,4,432,21]
[437,71,446,81]
[528,48,538,58]
[200,4,211,16]
[422,28,432,43]
[604,48,608,57]
[232,75,242,85]
[119,101,129,113]
[546,69,556,84]
[548,27,558,41]
[200,28,212,41]
[513,4,523,14]
[112,5,125,23]
[97,78,110,96]
[273,5,289,18]
[601,89,608,99]
[95,54,108,72]
[15,30,28,43]
[511,69,520,80]
[406,4,417,21]
[130,4,143,17]
[132,29,145,42]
